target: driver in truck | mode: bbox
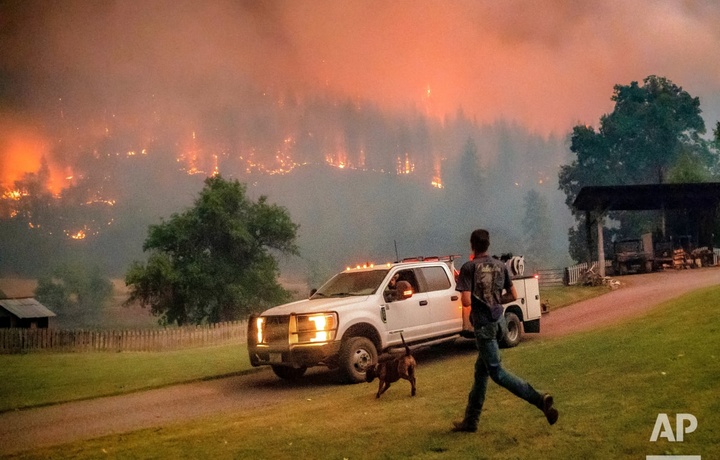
[451,229,558,433]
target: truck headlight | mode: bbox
[256,317,265,344]
[292,312,338,344]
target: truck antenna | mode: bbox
[394,240,399,263]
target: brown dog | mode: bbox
[365,332,416,398]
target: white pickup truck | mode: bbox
[248,256,542,382]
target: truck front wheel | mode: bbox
[338,337,377,383]
[500,312,522,348]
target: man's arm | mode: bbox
[456,262,474,331]
[500,285,517,304]
[460,291,472,331]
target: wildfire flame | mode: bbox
[0,132,67,194]
[1,119,450,243]
[69,230,86,240]
[432,159,444,188]
[397,153,414,175]
[3,190,24,200]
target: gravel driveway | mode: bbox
[0,268,718,455]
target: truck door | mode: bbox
[381,268,432,342]
[417,265,462,332]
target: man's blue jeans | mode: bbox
[464,319,543,423]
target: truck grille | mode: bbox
[263,315,290,345]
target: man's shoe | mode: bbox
[540,393,558,425]
[451,420,478,433]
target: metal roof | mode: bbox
[573,183,720,211]
[0,298,57,319]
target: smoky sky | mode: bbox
[1,0,720,179]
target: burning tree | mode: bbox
[125,175,299,325]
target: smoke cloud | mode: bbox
[2,1,719,134]
[0,0,719,278]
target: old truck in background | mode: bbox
[612,232,715,273]
[612,233,654,275]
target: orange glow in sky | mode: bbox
[0,1,718,162]
[0,128,64,194]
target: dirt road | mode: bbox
[540,267,720,336]
[1,268,718,455]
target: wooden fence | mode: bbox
[535,268,565,287]
[562,251,720,285]
[0,321,247,354]
[536,260,614,287]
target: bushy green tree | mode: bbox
[34,262,114,322]
[560,76,710,199]
[667,151,713,183]
[125,176,299,325]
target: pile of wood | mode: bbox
[578,263,620,289]
[690,247,715,268]
[673,247,714,269]
[673,248,691,269]
[579,267,604,286]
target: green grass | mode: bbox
[540,284,612,311]
[0,344,253,412]
[6,285,720,459]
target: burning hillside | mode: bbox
[1,89,465,236]
[0,79,569,279]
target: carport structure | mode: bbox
[572,182,720,276]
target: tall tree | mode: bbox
[521,189,555,268]
[558,75,718,262]
[458,137,484,187]
[447,137,485,216]
[560,75,709,202]
[125,176,299,325]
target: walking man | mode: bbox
[452,229,558,432]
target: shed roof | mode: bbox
[0,298,57,319]
[573,183,720,211]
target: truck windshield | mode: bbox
[311,269,390,298]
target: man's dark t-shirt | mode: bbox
[456,255,513,327]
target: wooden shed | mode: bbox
[0,298,56,328]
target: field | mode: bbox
[0,345,252,412]
[539,284,612,311]
[2,284,718,459]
